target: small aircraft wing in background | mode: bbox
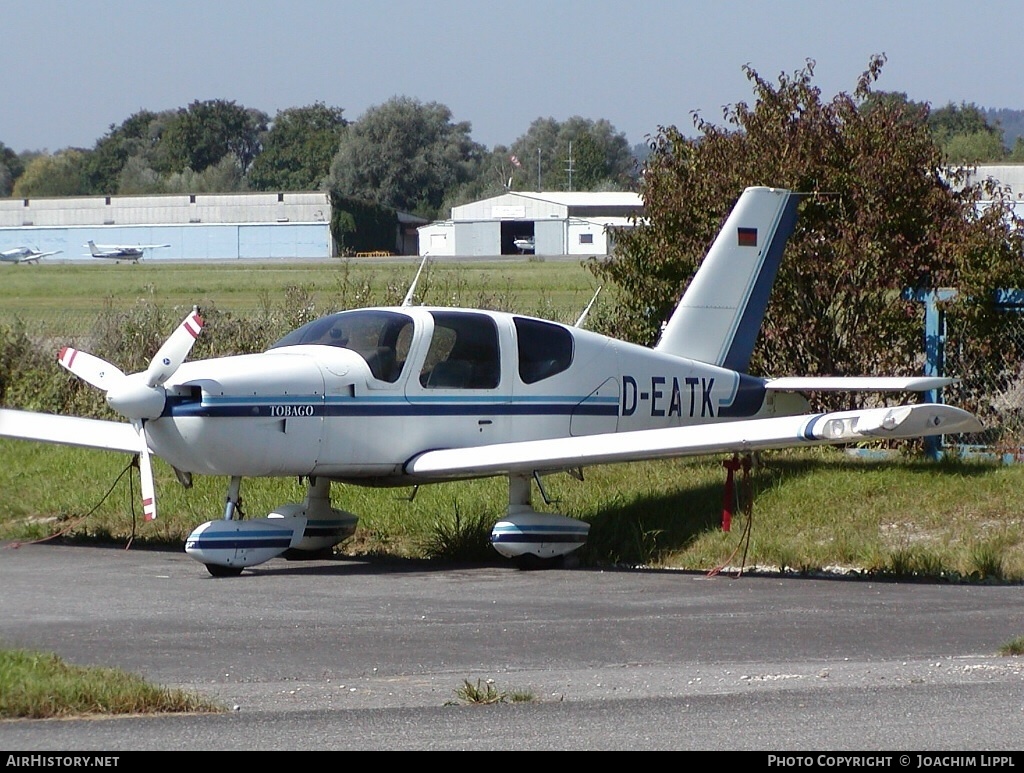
[0,247,62,264]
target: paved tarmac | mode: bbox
[1,543,1022,751]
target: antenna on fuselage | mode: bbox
[402,253,430,307]
[574,286,602,328]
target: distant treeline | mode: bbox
[0,89,1021,239]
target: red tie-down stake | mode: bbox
[721,455,741,532]
[721,454,752,532]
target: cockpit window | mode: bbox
[269,310,414,383]
[420,311,500,389]
[514,317,573,383]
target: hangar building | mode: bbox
[0,192,334,261]
[418,191,644,258]
[962,164,1024,207]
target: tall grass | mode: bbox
[0,648,222,719]
[0,258,604,333]
[6,441,1021,582]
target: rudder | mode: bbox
[653,186,802,371]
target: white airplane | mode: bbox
[0,246,62,265]
[513,236,535,253]
[85,240,170,263]
[0,186,982,577]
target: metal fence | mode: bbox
[917,289,1024,459]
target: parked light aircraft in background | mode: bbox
[0,187,982,576]
[513,236,535,253]
[0,247,62,265]
[86,240,170,262]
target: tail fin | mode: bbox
[86,240,99,256]
[654,186,802,371]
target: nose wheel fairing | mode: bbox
[185,477,358,574]
[185,516,309,570]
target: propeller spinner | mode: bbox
[57,308,203,520]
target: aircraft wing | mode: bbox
[19,250,60,263]
[0,409,143,453]
[765,376,955,392]
[404,404,982,479]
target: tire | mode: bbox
[206,563,244,578]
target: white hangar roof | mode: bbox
[450,190,643,222]
[964,164,1024,200]
[0,191,331,228]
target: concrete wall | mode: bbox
[0,222,332,261]
[0,192,331,228]
[0,192,334,260]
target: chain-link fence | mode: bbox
[932,292,1024,459]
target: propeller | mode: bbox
[58,308,204,521]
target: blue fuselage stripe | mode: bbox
[491,533,589,545]
[165,396,620,419]
[189,536,293,550]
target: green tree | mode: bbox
[0,142,26,196]
[943,131,1007,164]
[116,155,166,194]
[248,103,347,191]
[11,149,91,197]
[1010,137,1024,162]
[328,96,486,219]
[929,102,1006,162]
[157,99,268,176]
[508,116,636,191]
[590,55,1024,399]
[440,145,518,212]
[84,110,166,194]
[162,156,248,194]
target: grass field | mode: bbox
[1,256,1022,581]
[0,257,606,335]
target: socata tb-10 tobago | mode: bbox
[0,187,982,575]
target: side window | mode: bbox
[515,317,573,384]
[420,312,500,389]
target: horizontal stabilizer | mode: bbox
[0,408,142,453]
[405,404,983,479]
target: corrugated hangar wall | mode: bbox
[0,192,334,260]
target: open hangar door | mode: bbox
[501,220,535,255]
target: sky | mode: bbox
[3,0,1023,155]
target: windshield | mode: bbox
[269,310,414,383]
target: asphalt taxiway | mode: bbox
[1,543,1022,751]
